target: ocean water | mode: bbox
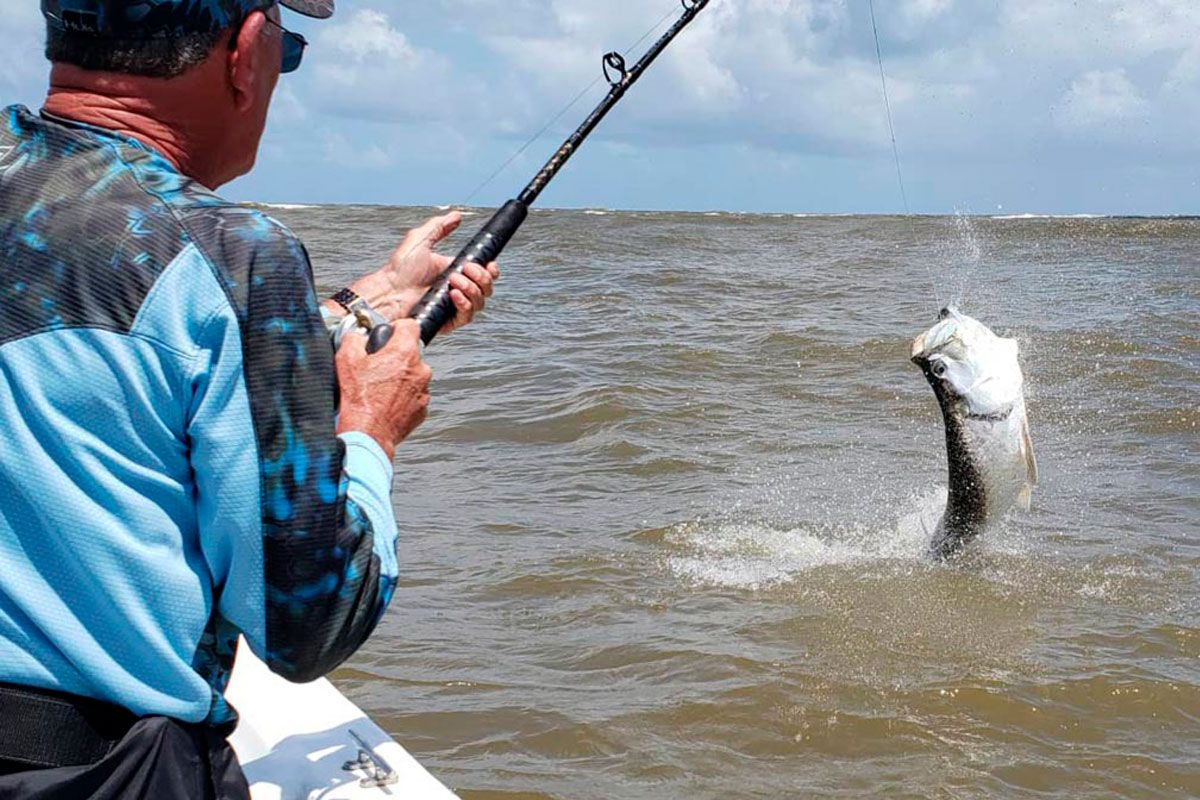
[263,206,1198,799]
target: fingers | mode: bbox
[448,272,484,319]
[449,287,473,320]
[387,317,423,346]
[335,318,431,456]
[334,321,369,360]
[460,262,496,298]
[407,211,462,251]
[391,321,433,430]
[442,259,501,331]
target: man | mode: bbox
[0,1,499,797]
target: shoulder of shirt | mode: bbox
[84,130,308,271]
[104,150,317,330]
[5,106,304,260]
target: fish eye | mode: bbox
[932,361,947,378]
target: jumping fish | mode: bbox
[910,308,1038,558]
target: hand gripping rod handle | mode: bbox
[366,199,529,352]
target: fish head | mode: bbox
[910,307,1024,418]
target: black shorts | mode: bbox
[0,716,250,800]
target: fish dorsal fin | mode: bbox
[1017,416,1038,512]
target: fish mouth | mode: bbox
[910,333,929,362]
[911,307,960,363]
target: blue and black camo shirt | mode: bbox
[0,105,399,724]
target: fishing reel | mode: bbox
[331,311,390,353]
[327,288,391,353]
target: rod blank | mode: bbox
[367,0,710,352]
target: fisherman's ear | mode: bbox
[228,12,268,112]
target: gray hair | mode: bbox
[46,27,227,79]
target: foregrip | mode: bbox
[366,199,529,353]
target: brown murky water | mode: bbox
[266,205,1199,799]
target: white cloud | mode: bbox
[1054,69,1148,131]
[302,8,477,124]
[319,9,416,63]
[261,0,1200,161]
[3,0,1200,208]
[267,82,307,125]
[904,0,954,21]
[320,131,397,169]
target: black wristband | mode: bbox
[331,288,362,315]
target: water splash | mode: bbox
[935,208,985,308]
[661,488,949,589]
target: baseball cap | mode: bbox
[42,0,334,38]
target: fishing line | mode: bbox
[869,0,908,216]
[461,1,684,208]
[867,0,940,303]
[363,0,710,351]
[381,0,696,317]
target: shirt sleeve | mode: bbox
[339,431,400,581]
[185,211,399,683]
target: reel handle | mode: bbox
[366,199,529,353]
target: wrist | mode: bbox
[337,413,396,461]
[334,272,414,321]
[322,297,347,318]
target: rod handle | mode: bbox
[366,199,528,353]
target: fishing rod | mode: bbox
[366,0,711,353]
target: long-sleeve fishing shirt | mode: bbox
[0,105,399,725]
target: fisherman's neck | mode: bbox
[44,64,237,189]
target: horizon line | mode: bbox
[240,202,1200,220]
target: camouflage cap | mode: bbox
[42,0,334,38]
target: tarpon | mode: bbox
[910,308,1038,558]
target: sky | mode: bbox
[2,0,1198,214]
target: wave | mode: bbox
[991,213,1106,220]
[258,203,318,211]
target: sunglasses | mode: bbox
[262,15,308,74]
[232,13,307,74]
[261,16,304,74]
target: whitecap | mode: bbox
[991,213,1106,220]
[661,489,947,590]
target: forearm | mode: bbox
[262,435,399,682]
[321,271,420,323]
[188,218,402,683]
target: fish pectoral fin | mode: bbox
[1020,416,1039,486]
[1017,415,1038,513]
[1017,483,1033,512]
